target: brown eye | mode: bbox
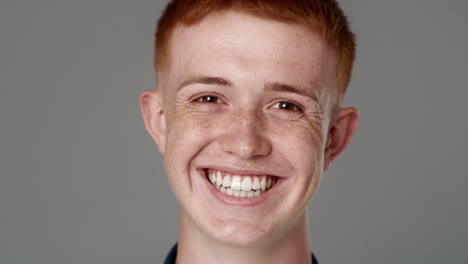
[197,95,220,103]
[274,101,301,112]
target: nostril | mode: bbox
[218,131,272,160]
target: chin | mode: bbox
[207,220,275,247]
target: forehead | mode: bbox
[164,11,335,91]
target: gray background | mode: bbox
[1,0,467,263]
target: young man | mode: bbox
[140,1,358,263]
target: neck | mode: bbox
[176,210,312,264]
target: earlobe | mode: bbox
[139,90,167,154]
[324,107,359,171]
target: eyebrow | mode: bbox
[264,82,319,102]
[178,76,232,91]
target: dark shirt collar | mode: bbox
[164,243,318,264]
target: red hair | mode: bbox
[155,0,356,95]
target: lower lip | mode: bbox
[199,169,283,206]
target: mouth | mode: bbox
[204,168,278,198]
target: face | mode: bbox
[141,11,358,247]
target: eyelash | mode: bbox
[193,95,223,104]
[192,95,303,113]
[272,101,303,112]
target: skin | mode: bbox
[140,11,359,264]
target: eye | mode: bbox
[272,101,302,112]
[195,95,222,104]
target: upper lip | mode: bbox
[199,166,285,178]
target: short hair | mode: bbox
[155,0,356,96]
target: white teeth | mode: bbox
[260,176,266,191]
[209,172,216,184]
[222,175,231,187]
[231,176,242,191]
[216,171,222,187]
[241,177,252,191]
[252,177,260,190]
[208,170,277,198]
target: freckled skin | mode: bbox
[140,10,359,264]
[164,10,330,243]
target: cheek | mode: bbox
[165,110,218,158]
[274,120,325,173]
[274,115,324,147]
[162,112,210,194]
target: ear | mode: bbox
[139,90,167,154]
[324,107,359,171]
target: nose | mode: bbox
[218,108,272,160]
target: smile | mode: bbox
[206,169,277,198]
